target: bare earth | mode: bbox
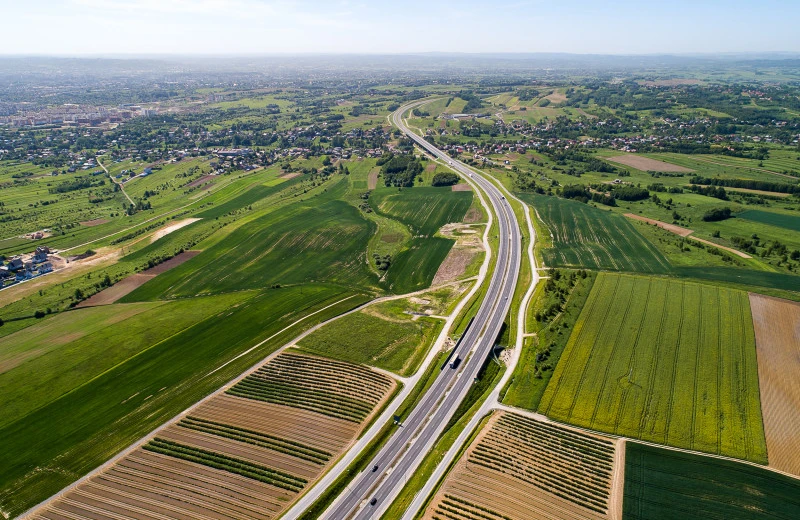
[606,155,693,172]
[79,218,109,227]
[750,293,800,477]
[185,174,215,188]
[367,168,379,190]
[76,251,201,307]
[624,213,752,258]
[150,218,201,243]
[451,183,472,192]
[280,171,302,180]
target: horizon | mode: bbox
[3,0,799,56]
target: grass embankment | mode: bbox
[539,272,767,463]
[503,270,596,410]
[0,284,368,517]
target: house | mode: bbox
[6,258,24,272]
[38,262,53,274]
[33,246,50,263]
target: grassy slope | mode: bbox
[538,272,767,463]
[0,293,246,428]
[0,284,369,517]
[623,443,800,520]
[122,179,379,300]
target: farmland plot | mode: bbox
[424,411,615,520]
[539,273,767,463]
[750,294,800,476]
[623,443,800,520]
[519,193,672,274]
[26,352,395,520]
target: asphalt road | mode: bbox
[321,101,522,519]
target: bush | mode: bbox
[431,172,460,186]
[703,207,733,222]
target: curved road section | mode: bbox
[321,101,522,519]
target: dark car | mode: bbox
[372,465,379,472]
[370,498,377,506]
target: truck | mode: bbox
[449,356,461,369]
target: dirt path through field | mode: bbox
[609,438,626,520]
[624,213,752,258]
[750,293,800,477]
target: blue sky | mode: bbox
[1,0,798,55]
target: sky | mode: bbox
[1,0,799,56]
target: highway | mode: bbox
[321,100,522,519]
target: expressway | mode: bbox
[321,101,522,519]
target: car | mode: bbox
[370,498,378,506]
[372,464,379,472]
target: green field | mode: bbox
[371,187,473,293]
[624,443,800,520]
[539,273,766,462]
[297,300,443,376]
[0,294,246,428]
[520,193,672,273]
[0,284,368,517]
[737,209,800,232]
[123,189,379,300]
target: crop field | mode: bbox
[673,266,800,293]
[0,284,368,517]
[29,352,393,520]
[623,443,800,520]
[539,273,767,462]
[124,197,378,300]
[227,352,396,423]
[737,209,800,232]
[424,411,615,520]
[749,294,800,476]
[520,193,673,274]
[297,301,443,376]
[371,187,473,237]
[371,187,473,293]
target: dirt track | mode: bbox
[750,293,800,477]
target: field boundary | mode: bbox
[624,213,752,258]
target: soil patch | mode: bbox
[76,274,156,307]
[750,293,800,477]
[280,171,302,180]
[146,250,202,274]
[432,247,479,285]
[79,218,109,227]
[607,155,693,172]
[76,251,201,307]
[150,218,201,243]
[694,185,792,198]
[451,183,472,192]
[425,164,436,172]
[367,169,379,190]
[186,174,215,188]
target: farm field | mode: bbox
[0,284,368,517]
[737,209,800,232]
[371,186,473,293]
[623,443,800,520]
[424,411,615,520]
[123,191,379,300]
[519,193,672,274]
[297,297,444,377]
[605,154,693,172]
[538,273,767,463]
[27,352,395,520]
[749,294,800,476]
